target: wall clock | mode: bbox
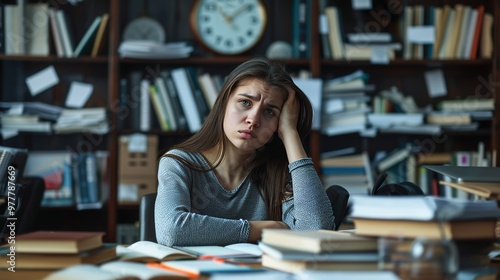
[190,0,267,55]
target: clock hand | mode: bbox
[228,3,250,20]
[216,4,238,30]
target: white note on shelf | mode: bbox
[424,69,447,97]
[65,81,94,108]
[25,65,59,96]
[352,0,372,10]
[293,78,323,130]
[408,26,435,44]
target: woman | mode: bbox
[155,57,334,246]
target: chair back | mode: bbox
[325,184,350,230]
[139,193,157,242]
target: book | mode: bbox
[0,243,116,269]
[349,195,500,221]
[25,3,50,56]
[261,229,377,254]
[261,254,377,273]
[157,260,259,277]
[175,243,261,259]
[352,218,497,240]
[44,262,190,280]
[73,15,102,57]
[324,6,344,59]
[15,231,104,254]
[171,67,203,133]
[55,9,74,57]
[258,242,378,261]
[438,180,500,200]
[48,8,64,57]
[117,240,196,262]
[91,13,109,57]
[470,5,484,59]
[480,12,494,59]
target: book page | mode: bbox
[176,243,261,258]
[120,241,195,261]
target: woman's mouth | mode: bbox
[239,130,255,139]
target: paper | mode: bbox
[6,104,23,115]
[408,26,435,44]
[352,0,372,10]
[370,45,390,64]
[293,78,323,130]
[65,81,94,108]
[25,65,59,96]
[127,133,147,152]
[118,183,139,202]
[424,69,447,97]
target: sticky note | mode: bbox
[25,65,59,96]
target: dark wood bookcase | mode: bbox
[0,0,498,242]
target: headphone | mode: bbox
[371,173,424,196]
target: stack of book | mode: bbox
[0,231,116,279]
[320,152,373,195]
[259,229,379,273]
[321,70,374,136]
[350,195,500,276]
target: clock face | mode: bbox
[190,0,267,55]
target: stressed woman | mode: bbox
[155,57,334,246]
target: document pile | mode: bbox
[118,40,193,59]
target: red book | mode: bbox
[470,5,485,60]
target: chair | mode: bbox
[1,177,45,241]
[325,185,350,230]
[139,193,157,242]
[139,185,351,241]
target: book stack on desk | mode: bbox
[350,195,500,271]
[259,229,379,273]
[0,231,116,279]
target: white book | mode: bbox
[140,79,151,131]
[55,9,74,57]
[49,9,64,57]
[350,195,500,221]
[4,4,24,55]
[197,72,218,109]
[463,9,478,60]
[325,6,344,59]
[455,6,472,59]
[171,68,202,133]
[25,3,49,56]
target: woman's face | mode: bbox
[223,78,286,153]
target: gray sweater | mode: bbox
[155,149,334,246]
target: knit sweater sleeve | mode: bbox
[282,158,335,230]
[154,156,251,246]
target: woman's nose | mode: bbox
[246,110,260,127]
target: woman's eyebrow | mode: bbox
[238,93,281,111]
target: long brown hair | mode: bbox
[164,57,313,220]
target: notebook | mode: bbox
[423,165,500,182]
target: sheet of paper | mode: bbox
[370,45,390,64]
[408,26,435,44]
[293,78,323,130]
[65,81,94,108]
[127,133,147,152]
[424,69,447,97]
[25,65,59,96]
[352,0,372,10]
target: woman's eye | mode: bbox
[264,108,276,116]
[240,100,251,106]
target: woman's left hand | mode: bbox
[278,87,300,141]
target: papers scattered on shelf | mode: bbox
[118,40,194,59]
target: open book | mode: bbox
[117,241,196,262]
[44,261,189,280]
[175,243,262,259]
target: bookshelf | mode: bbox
[0,0,499,242]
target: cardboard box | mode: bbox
[118,176,157,205]
[118,134,159,177]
